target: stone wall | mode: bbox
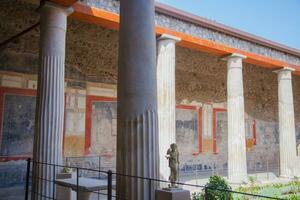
[81,0,300,65]
[0,0,300,188]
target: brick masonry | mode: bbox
[81,0,300,65]
[0,0,300,187]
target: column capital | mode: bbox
[221,53,247,61]
[157,34,181,43]
[273,66,295,74]
[274,67,295,81]
[40,1,73,16]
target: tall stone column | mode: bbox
[116,0,158,200]
[156,34,180,181]
[274,67,298,178]
[32,2,71,199]
[225,53,248,183]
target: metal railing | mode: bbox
[24,158,284,200]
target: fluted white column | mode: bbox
[225,53,248,183]
[117,0,158,199]
[156,34,180,181]
[32,2,71,199]
[274,67,298,178]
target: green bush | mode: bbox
[192,175,233,200]
[235,181,300,199]
[192,192,204,200]
[248,176,256,186]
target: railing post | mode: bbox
[204,186,208,200]
[107,170,112,200]
[76,168,79,200]
[149,178,152,200]
[53,164,56,199]
[25,158,31,200]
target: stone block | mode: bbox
[155,188,190,200]
[1,75,23,88]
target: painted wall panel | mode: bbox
[176,108,199,163]
[89,101,117,169]
[0,94,35,157]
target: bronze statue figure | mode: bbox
[166,143,179,188]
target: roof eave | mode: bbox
[155,2,300,58]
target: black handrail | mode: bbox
[26,159,285,200]
[107,170,113,200]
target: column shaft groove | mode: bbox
[117,0,158,199]
[276,68,298,178]
[32,3,68,199]
[226,54,248,183]
[157,35,179,181]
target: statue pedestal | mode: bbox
[155,188,190,200]
[56,172,76,200]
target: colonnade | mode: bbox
[32,1,298,199]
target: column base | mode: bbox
[279,175,297,179]
[228,177,248,185]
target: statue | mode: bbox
[165,143,179,188]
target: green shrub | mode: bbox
[288,194,300,200]
[192,175,233,200]
[248,176,256,186]
[235,181,300,199]
[205,176,233,200]
[192,192,204,200]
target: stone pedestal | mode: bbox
[55,177,110,200]
[224,53,248,183]
[157,34,180,181]
[56,172,76,200]
[274,67,298,178]
[155,189,190,200]
[117,0,159,199]
[31,2,72,199]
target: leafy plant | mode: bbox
[248,176,256,186]
[235,180,300,199]
[287,194,300,200]
[192,192,204,200]
[205,175,233,200]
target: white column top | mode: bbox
[273,66,295,73]
[42,1,74,16]
[273,67,295,80]
[157,34,181,42]
[222,53,247,60]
